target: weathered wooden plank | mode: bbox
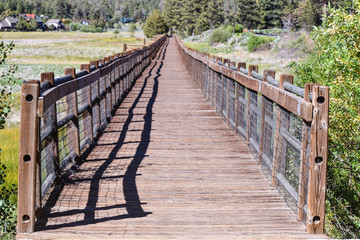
[307,85,329,234]
[18,38,327,239]
[17,80,40,233]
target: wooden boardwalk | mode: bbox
[18,39,327,239]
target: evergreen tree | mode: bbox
[235,0,260,29]
[206,0,224,29]
[163,0,183,33]
[258,0,284,28]
[143,9,168,37]
[181,0,203,36]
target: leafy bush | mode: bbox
[69,22,81,31]
[247,34,273,52]
[129,23,136,33]
[143,10,168,38]
[226,24,244,34]
[0,42,17,239]
[209,26,231,44]
[113,29,120,34]
[292,3,360,238]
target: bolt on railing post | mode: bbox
[307,85,329,234]
[64,68,81,162]
[17,80,40,233]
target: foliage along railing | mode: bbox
[175,36,329,235]
[17,35,166,233]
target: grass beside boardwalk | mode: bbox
[0,32,146,202]
[0,125,20,191]
[1,31,146,80]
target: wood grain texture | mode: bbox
[17,39,327,239]
[307,86,329,234]
[17,80,40,233]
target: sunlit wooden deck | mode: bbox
[17,38,328,239]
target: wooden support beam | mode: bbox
[307,85,329,234]
[246,65,258,144]
[259,70,276,165]
[272,74,294,186]
[64,68,81,162]
[80,64,94,145]
[237,62,246,71]
[17,80,40,233]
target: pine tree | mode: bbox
[181,0,202,36]
[143,9,168,37]
[235,0,261,29]
[163,0,183,33]
[206,0,224,29]
[258,0,284,28]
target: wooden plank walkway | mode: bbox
[18,38,327,239]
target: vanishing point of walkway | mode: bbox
[20,39,327,239]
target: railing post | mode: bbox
[298,83,311,222]
[90,60,101,137]
[307,85,329,234]
[235,62,246,135]
[223,58,230,125]
[17,80,40,233]
[272,74,293,186]
[64,68,81,162]
[259,70,275,165]
[123,43,127,52]
[246,65,258,143]
[40,72,61,179]
[80,64,94,145]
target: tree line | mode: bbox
[0,0,162,22]
[163,0,352,36]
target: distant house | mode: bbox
[46,19,64,29]
[0,17,18,30]
[80,20,91,26]
[121,17,134,23]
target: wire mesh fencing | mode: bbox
[176,36,329,234]
[17,35,167,233]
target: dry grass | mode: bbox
[2,31,146,80]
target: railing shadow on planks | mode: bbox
[17,35,166,234]
[175,36,329,235]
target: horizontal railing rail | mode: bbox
[175,36,329,235]
[17,35,166,233]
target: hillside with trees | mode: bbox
[163,0,351,35]
[0,0,163,22]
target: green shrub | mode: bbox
[113,29,120,34]
[129,23,136,33]
[0,41,17,239]
[226,24,244,34]
[69,22,80,31]
[291,4,360,237]
[247,34,273,52]
[209,26,231,44]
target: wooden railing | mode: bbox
[175,36,329,234]
[17,35,166,233]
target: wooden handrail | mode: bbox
[175,36,329,234]
[17,35,167,233]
